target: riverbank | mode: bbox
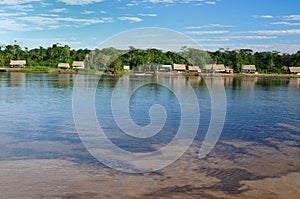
[2,67,300,78]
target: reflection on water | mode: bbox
[0,72,299,198]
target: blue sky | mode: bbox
[0,0,300,53]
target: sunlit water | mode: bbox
[0,72,299,198]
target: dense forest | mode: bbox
[0,44,90,68]
[1,44,300,73]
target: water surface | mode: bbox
[0,72,299,198]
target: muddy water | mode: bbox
[0,73,299,198]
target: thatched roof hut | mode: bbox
[10,60,26,68]
[225,67,234,73]
[204,64,225,72]
[173,64,186,71]
[72,61,85,69]
[289,67,300,74]
[159,65,172,72]
[188,66,201,72]
[58,63,70,69]
[241,65,256,73]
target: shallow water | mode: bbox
[0,72,299,198]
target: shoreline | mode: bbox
[1,68,300,78]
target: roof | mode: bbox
[173,64,186,70]
[214,64,225,71]
[10,60,26,66]
[161,65,172,68]
[188,66,200,71]
[72,61,84,68]
[242,65,256,70]
[204,64,225,71]
[58,63,70,68]
[289,67,300,73]
[203,64,212,70]
[225,67,233,71]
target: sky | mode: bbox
[0,0,300,53]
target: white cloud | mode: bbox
[57,17,113,25]
[185,24,234,29]
[271,21,300,26]
[0,0,41,5]
[201,43,300,53]
[197,38,229,42]
[50,8,67,13]
[254,15,274,19]
[186,30,229,35]
[40,2,51,7]
[57,0,103,5]
[81,10,95,15]
[181,0,204,4]
[209,24,234,28]
[144,0,174,3]
[219,35,277,40]
[138,13,157,17]
[282,15,300,21]
[127,1,139,6]
[0,19,28,31]
[0,12,26,17]
[251,29,300,35]
[4,4,34,11]
[143,0,207,5]
[9,15,115,31]
[0,30,8,34]
[118,16,142,22]
[205,1,216,5]
[38,14,59,17]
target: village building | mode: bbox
[288,67,300,75]
[203,64,226,73]
[72,61,85,69]
[58,63,70,69]
[241,65,256,73]
[225,67,234,74]
[188,66,201,73]
[159,65,172,72]
[173,64,186,72]
[10,60,26,68]
[123,65,130,70]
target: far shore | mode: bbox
[1,67,300,78]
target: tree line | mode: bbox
[1,44,299,73]
[0,44,90,68]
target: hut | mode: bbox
[123,65,130,70]
[203,64,212,72]
[173,64,186,72]
[214,64,226,73]
[58,63,70,69]
[72,61,85,69]
[188,66,201,73]
[10,60,26,68]
[225,67,234,74]
[289,67,300,75]
[203,64,225,73]
[241,65,256,73]
[159,65,172,72]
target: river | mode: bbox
[0,72,299,198]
